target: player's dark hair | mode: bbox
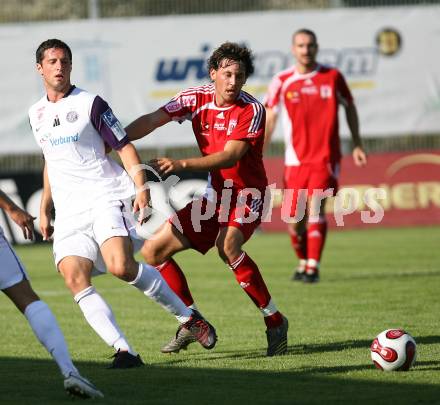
[207,42,254,79]
[36,39,72,64]
[292,29,317,44]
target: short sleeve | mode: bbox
[336,71,354,107]
[263,75,283,111]
[90,96,129,150]
[161,91,197,124]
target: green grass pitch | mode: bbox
[1,226,439,404]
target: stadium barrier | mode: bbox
[2,150,439,244]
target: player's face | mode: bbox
[210,59,246,107]
[37,47,72,93]
[292,33,318,71]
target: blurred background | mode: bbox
[1,0,439,242]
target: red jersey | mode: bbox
[264,64,353,166]
[162,83,267,194]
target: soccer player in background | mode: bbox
[264,29,367,283]
[30,39,216,367]
[0,189,103,399]
[126,42,288,357]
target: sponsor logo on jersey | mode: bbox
[48,133,80,147]
[101,109,126,141]
[301,86,318,95]
[165,100,182,113]
[214,122,226,131]
[101,108,118,127]
[181,95,196,107]
[66,110,79,123]
[227,119,237,136]
[39,132,51,144]
[200,122,210,136]
[286,91,300,103]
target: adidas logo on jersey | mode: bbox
[217,112,225,119]
[53,115,61,127]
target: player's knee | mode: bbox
[63,272,88,293]
[107,258,135,280]
[141,242,167,267]
[216,239,240,264]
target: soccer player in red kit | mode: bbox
[264,29,367,283]
[126,42,288,356]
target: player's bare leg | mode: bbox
[3,279,103,398]
[101,234,217,354]
[59,255,140,368]
[216,226,288,356]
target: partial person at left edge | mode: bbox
[28,38,217,368]
[0,189,103,399]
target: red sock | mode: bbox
[307,219,328,263]
[289,229,307,260]
[230,252,283,328]
[157,259,194,307]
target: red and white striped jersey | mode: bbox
[264,64,353,166]
[162,83,267,194]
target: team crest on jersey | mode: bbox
[320,85,332,99]
[66,110,79,123]
[227,119,237,136]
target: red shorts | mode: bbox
[169,192,264,254]
[283,163,339,218]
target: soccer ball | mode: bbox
[370,329,417,371]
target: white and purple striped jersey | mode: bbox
[29,86,135,219]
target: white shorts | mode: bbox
[53,200,143,276]
[0,231,29,290]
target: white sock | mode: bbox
[129,263,192,323]
[24,300,78,378]
[260,298,279,317]
[74,286,137,355]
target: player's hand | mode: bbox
[353,146,367,167]
[149,157,184,175]
[133,188,152,225]
[40,212,54,241]
[8,206,36,241]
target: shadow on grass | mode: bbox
[324,269,440,283]
[1,353,439,404]
[205,335,440,360]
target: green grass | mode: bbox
[1,226,439,404]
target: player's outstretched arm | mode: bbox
[0,189,35,241]
[40,162,54,241]
[151,140,250,175]
[264,107,278,154]
[125,108,171,142]
[345,102,367,167]
[117,143,151,223]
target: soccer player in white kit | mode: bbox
[29,39,216,367]
[0,189,103,398]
